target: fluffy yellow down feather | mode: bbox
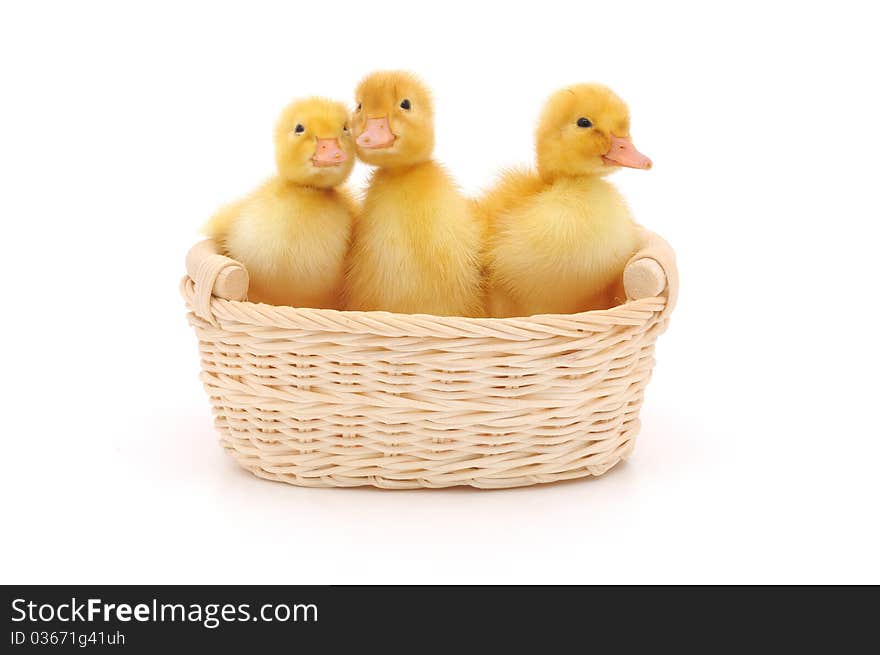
[344,71,484,317]
[203,97,357,308]
[480,84,651,317]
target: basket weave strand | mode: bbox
[182,229,676,489]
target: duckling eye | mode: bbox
[356,103,362,111]
[343,124,350,132]
[577,117,593,128]
[294,124,305,134]
[400,99,411,110]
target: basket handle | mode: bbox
[185,239,249,322]
[623,229,678,313]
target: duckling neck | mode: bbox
[545,172,603,187]
[278,178,335,196]
[373,159,435,179]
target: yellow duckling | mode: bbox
[481,84,652,317]
[203,97,357,308]
[344,71,484,316]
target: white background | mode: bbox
[1,0,878,584]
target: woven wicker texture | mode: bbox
[181,229,677,489]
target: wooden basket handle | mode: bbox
[623,228,678,313]
[184,239,249,322]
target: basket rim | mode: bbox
[202,291,666,321]
[181,227,677,340]
[182,277,668,340]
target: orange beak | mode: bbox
[357,116,396,149]
[312,138,347,167]
[602,135,652,170]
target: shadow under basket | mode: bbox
[181,228,678,489]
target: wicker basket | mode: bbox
[181,228,677,489]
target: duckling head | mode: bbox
[536,84,652,181]
[352,70,435,167]
[274,97,355,187]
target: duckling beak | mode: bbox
[357,116,396,149]
[312,138,348,167]
[602,135,652,170]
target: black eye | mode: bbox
[577,117,592,128]
[294,124,305,134]
[356,103,362,111]
[343,124,350,132]
[400,99,411,110]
